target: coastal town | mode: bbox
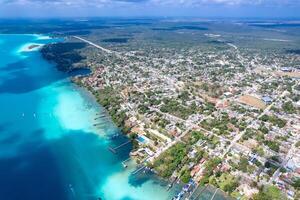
[1,0,300,198]
[42,21,300,200]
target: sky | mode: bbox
[0,0,300,18]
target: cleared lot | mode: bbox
[238,95,266,109]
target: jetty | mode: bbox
[108,133,121,140]
[122,157,131,168]
[108,140,131,154]
[94,114,107,120]
[210,188,219,200]
[167,175,178,191]
[190,185,208,200]
[93,122,104,126]
[132,165,146,175]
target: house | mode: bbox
[280,67,293,72]
[262,96,272,104]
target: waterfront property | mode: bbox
[0,34,177,200]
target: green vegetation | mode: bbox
[152,116,169,129]
[200,83,223,98]
[200,113,230,134]
[253,146,265,156]
[41,42,87,72]
[292,178,300,189]
[264,140,280,152]
[218,173,238,193]
[180,168,191,183]
[178,91,190,101]
[138,104,149,114]
[242,128,257,141]
[94,87,130,132]
[129,133,139,149]
[209,173,239,194]
[188,131,206,144]
[160,98,196,119]
[237,156,249,173]
[153,143,189,178]
[282,101,297,114]
[199,157,222,186]
[253,185,286,200]
[258,125,269,134]
[260,114,287,128]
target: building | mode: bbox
[262,96,273,104]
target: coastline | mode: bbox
[18,42,44,52]
[38,39,231,200]
[39,39,139,155]
[30,34,180,200]
[72,77,132,133]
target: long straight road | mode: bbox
[73,36,113,54]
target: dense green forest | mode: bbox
[41,42,87,72]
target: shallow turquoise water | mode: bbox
[0,34,177,200]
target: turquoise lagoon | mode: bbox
[0,34,179,200]
[0,34,228,200]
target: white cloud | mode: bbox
[2,0,300,7]
[149,0,300,7]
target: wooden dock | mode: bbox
[190,185,209,200]
[108,140,131,154]
[122,157,131,168]
[132,166,146,175]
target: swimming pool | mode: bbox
[137,136,147,144]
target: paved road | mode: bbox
[73,36,113,54]
[150,126,194,162]
[221,90,288,158]
[270,133,299,182]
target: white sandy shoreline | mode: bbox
[18,42,44,52]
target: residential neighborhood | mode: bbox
[69,23,300,200]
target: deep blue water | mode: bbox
[0,34,179,200]
[0,34,230,200]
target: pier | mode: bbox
[108,147,117,154]
[167,176,178,191]
[122,157,131,168]
[93,119,110,126]
[94,114,108,120]
[108,133,121,140]
[93,122,105,126]
[132,165,146,175]
[108,140,131,154]
[210,188,219,200]
[190,185,208,200]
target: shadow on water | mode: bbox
[44,130,134,200]
[0,128,68,200]
[0,34,178,200]
[0,57,65,94]
[0,127,115,200]
[120,197,138,200]
[0,123,9,132]
[0,131,23,144]
[128,173,152,188]
[128,169,169,188]
[286,49,300,55]
[67,68,91,77]
[0,61,27,72]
